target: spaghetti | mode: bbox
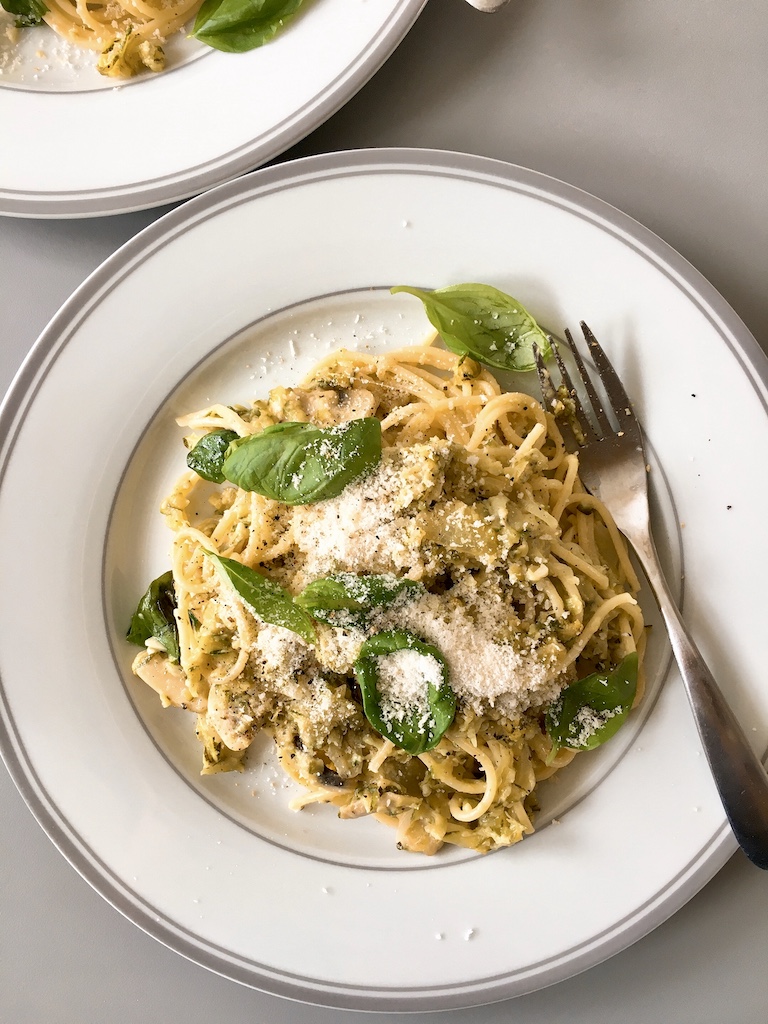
[41,0,201,76]
[131,336,645,855]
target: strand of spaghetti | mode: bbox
[172,528,218,595]
[550,452,579,521]
[545,556,585,620]
[210,503,247,549]
[120,0,167,20]
[466,393,536,449]
[511,800,534,833]
[160,469,200,530]
[398,363,460,393]
[561,593,643,668]
[378,345,466,372]
[387,365,450,403]
[379,401,432,432]
[419,753,487,794]
[447,736,498,822]
[395,808,415,846]
[131,0,200,27]
[368,738,395,773]
[177,404,254,434]
[380,393,488,433]
[486,736,513,790]
[392,388,469,440]
[73,0,106,38]
[241,493,285,565]
[518,494,561,533]
[537,578,566,618]
[207,595,252,686]
[559,492,641,591]
[288,789,339,810]
[422,807,448,845]
[43,3,97,44]
[435,407,471,445]
[509,739,535,793]
[397,411,435,444]
[549,539,610,589]
[576,507,597,563]
[540,412,569,469]
[504,421,547,477]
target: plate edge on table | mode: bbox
[0,1,428,219]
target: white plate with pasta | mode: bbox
[0,0,426,217]
[1,150,767,1010]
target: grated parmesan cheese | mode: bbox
[387,588,563,721]
[569,704,621,746]
[291,440,450,582]
[376,648,443,730]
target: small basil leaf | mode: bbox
[546,652,638,758]
[355,630,456,755]
[186,428,239,483]
[391,283,552,372]
[297,573,424,626]
[222,417,382,505]
[126,571,180,663]
[205,550,316,644]
[192,0,307,54]
[1,0,47,26]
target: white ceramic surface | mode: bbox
[0,0,426,217]
[0,150,766,1010]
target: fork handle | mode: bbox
[631,532,768,869]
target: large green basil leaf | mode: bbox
[192,0,307,53]
[1,0,47,26]
[391,283,551,372]
[126,571,180,663]
[355,630,455,755]
[186,428,239,483]
[296,573,424,626]
[221,417,381,505]
[205,550,316,644]
[546,652,638,758]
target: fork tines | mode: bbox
[534,323,638,445]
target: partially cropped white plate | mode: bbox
[0,0,425,217]
[1,150,766,1011]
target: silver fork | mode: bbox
[534,323,768,869]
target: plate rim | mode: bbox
[0,0,428,219]
[1,148,767,1011]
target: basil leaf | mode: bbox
[1,0,47,26]
[187,428,239,483]
[192,0,307,53]
[296,573,424,626]
[355,630,455,755]
[205,550,316,644]
[126,571,180,663]
[546,652,638,758]
[391,283,552,372]
[222,417,382,505]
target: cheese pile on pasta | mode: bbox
[131,337,645,855]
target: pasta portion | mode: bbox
[42,0,201,76]
[2,0,307,77]
[130,336,645,855]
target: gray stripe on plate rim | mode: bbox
[0,0,428,217]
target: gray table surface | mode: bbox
[2,1,767,1021]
